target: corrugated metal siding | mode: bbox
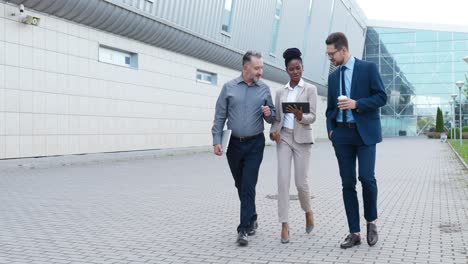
[306,0,335,84]
[109,0,366,89]
[152,0,225,40]
[7,0,368,95]
[272,0,310,62]
[120,0,157,15]
[228,0,277,51]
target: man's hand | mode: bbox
[270,132,281,144]
[337,98,357,110]
[286,104,303,121]
[328,130,333,139]
[213,144,223,156]
[261,105,271,117]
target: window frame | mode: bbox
[98,45,138,69]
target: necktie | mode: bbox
[341,65,347,123]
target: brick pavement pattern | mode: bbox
[0,138,466,264]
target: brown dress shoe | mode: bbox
[340,233,361,249]
[367,223,378,246]
[281,223,289,244]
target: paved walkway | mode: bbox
[0,138,467,264]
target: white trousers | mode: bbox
[277,127,312,223]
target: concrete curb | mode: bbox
[0,138,329,171]
[447,141,468,170]
[0,146,213,170]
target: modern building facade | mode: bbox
[364,22,468,136]
[0,0,367,159]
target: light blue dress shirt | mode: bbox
[337,56,356,123]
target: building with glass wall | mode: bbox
[3,0,468,159]
[364,23,468,136]
[0,0,367,159]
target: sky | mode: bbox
[355,0,468,27]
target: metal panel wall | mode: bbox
[305,0,336,85]
[110,0,367,89]
[267,0,310,65]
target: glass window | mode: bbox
[412,54,433,64]
[454,61,468,70]
[366,30,380,45]
[98,45,138,69]
[380,32,415,44]
[375,27,409,34]
[436,52,454,62]
[270,0,283,54]
[416,42,438,53]
[454,51,468,61]
[138,0,154,12]
[196,70,217,85]
[437,40,452,51]
[385,42,416,54]
[454,40,468,51]
[365,44,380,56]
[364,26,468,135]
[365,56,379,65]
[394,54,414,64]
[437,32,453,41]
[415,30,437,42]
[454,32,468,40]
[222,0,234,33]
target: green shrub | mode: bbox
[447,128,468,139]
[426,132,441,139]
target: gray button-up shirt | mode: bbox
[212,76,276,145]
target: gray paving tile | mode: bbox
[0,138,466,263]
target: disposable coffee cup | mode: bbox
[338,95,348,101]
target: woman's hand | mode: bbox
[286,104,303,121]
[270,132,281,144]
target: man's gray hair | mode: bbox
[242,50,263,65]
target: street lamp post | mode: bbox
[450,94,457,141]
[455,81,464,146]
[449,99,454,139]
[450,94,457,139]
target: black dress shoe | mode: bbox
[367,223,378,246]
[237,231,248,246]
[248,220,258,236]
[340,233,361,249]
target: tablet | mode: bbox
[221,129,231,153]
[282,102,310,113]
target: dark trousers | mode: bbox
[332,126,378,233]
[226,133,265,233]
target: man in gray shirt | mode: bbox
[212,50,275,246]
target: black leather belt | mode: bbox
[231,133,262,142]
[337,122,356,128]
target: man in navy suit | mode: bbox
[325,32,387,249]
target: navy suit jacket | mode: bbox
[326,58,387,145]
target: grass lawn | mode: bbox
[449,139,468,164]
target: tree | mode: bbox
[435,107,444,133]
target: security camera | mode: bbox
[19,4,25,14]
[22,15,40,26]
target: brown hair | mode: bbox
[325,32,349,51]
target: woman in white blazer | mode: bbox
[270,48,318,243]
